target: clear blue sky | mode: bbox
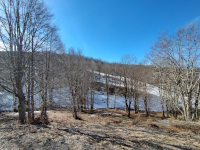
[45,0,200,63]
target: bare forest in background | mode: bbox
[0,0,199,126]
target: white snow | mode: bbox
[4,111,47,117]
[3,71,198,113]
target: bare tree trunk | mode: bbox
[13,94,17,112]
[114,77,117,109]
[124,95,128,113]
[173,89,179,119]
[31,81,34,122]
[72,95,77,119]
[128,106,130,118]
[27,64,31,121]
[105,75,109,109]
[144,95,149,117]
[161,101,165,118]
[172,104,177,119]
[107,87,109,109]
[90,88,94,110]
[31,37,35,122]
[181,94,187,120]
[41,63,48,123]
[144,83,149,117]
[124,78,128,113]
[134,93,139,114]
[166,99,169,118]
[16,48,26,124]
[187,92,192,121]
[41,82,48,124]
[73,105,77,119]
[80,97,83,112]
[128,101,131,118]
[194,99,199,120]
[78,88,83,112]
[86,95,89,109]
[92,90,94,109]
[41,89,47,118]
[49,87,53,109]
[41,50,51,123]
[84,94,87,109]
[18,90,26,124]
[59,88,61,108]
[194,83,200,120]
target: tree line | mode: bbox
[0,0,199,124]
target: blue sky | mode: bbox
[45,0,200,63]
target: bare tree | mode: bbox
[102,63,111,109]
[149,21,200,121]
[0,0,61,123]
[112,63,118,109]
[0,0,42,123]
[37,25,63,122]
[139,62,150,117]
[121,54,137,117]
[61,48,84,119]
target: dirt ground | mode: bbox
[0,109,200,150]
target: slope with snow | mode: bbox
[1,71,164,112]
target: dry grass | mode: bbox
[50,109,200,149]
[170,121,200,134]
[1,109,200,150]
[113,120,122,124]
[132,113,141,125]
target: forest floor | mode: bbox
[0,109,200,150]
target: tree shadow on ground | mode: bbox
[58,126,191,149]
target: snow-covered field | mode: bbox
[92,71,162,111]
[93,90,162,111]
[0,71,164,112]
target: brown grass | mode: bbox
[149,123,159,128]
[46,108,200,135]
[2,108,200,149]
[132,114,141,125]
[167,127,181,133]
[171,121,200,134]
[113,120,122,124]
